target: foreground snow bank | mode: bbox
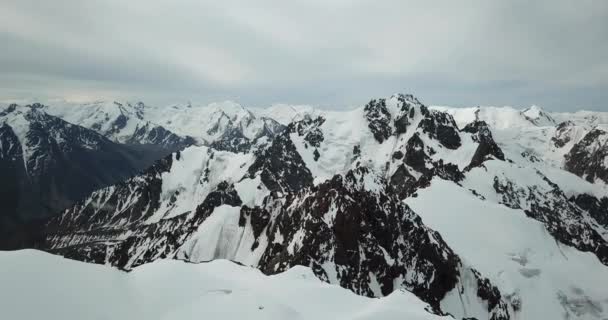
[0,250,446,320]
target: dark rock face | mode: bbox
[394,113,409,134]
[385,127,466,200]
[565,129,608,184]
[46,178,242,270]
[313,149,320,161]
[253,173,460,302]
[352,145,361,159]
[392,150,404,159]
[193,181,242,223]
[387,164,416,199]
[570,194,608,229]
[247,132,313,193]
[462,121,505,170]
[473,269,505,316]
[0,124,28,234]
[52,213,192,269]
[364,94,443,143]
[239,206,270,250]
[0,105,162,248]
[108,113,128,136]
[404,133,463,180]
[239,169,509,318]
[364,99,393,143]
[418,106,461,149]
[45,154,174,233]
[208,112,285,153]
[405,133,430,173]
[492,174,608,266]
[289,115,325,148]
[552,121,575,148]
[128,122,195,151]
[210,127,252,153]
[289,116,325,162]
[392,93,419,135]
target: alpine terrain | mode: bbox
[2,93,608,320]
[0,103,186,248]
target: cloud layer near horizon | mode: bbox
[1,0,607,110]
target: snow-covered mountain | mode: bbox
[42,101,195,149]
[0,103,180,248]
[10,93,608,319]
[434,104,608,180]
[0,250,450,320]
[43,100,285,153]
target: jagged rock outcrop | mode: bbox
[364,99,393,143]
[462,120,505,170]
[565,129,608,184]
[570,194,608,229]
[47,177,243,269]
[418,105,462,149]
[487,167,608,265]
[30,92,608,320]
[247,131,313,193]
[238,168,509,319]
[127,122,195,150]
[552,121,575,148]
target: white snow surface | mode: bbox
[406,178,608,320]
[432,105,608,170]
[150,145,256,222]
[0,250,447,320]
[42,100,288,145]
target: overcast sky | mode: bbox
[1,0,607,111]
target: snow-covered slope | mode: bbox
[433,105,608,184]
[43,100,284,153]
[42,101,194,149]
[407,178,608,320]
[22,93,608,320]
[0,249,449,320]
[0,103,168,246]
[43,95,513,319]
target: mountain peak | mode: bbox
[521,105,555,126]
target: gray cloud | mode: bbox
[0,0,606,111]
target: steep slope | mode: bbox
[43,124,511,319]
[0,250,450,320]
[565,128,608,185]
[434,105,608,176]
[0,104,166,248]
[461,160,608,265]
[407,178,608,320]
[287,94,499,198]
[37,93,608,320]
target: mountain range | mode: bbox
[1,94,608,320]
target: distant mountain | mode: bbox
[7,94,608,319]
[43,100,285,153]
[434,104,608,178]
[43,101,195,149]
[0,104,177,248]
